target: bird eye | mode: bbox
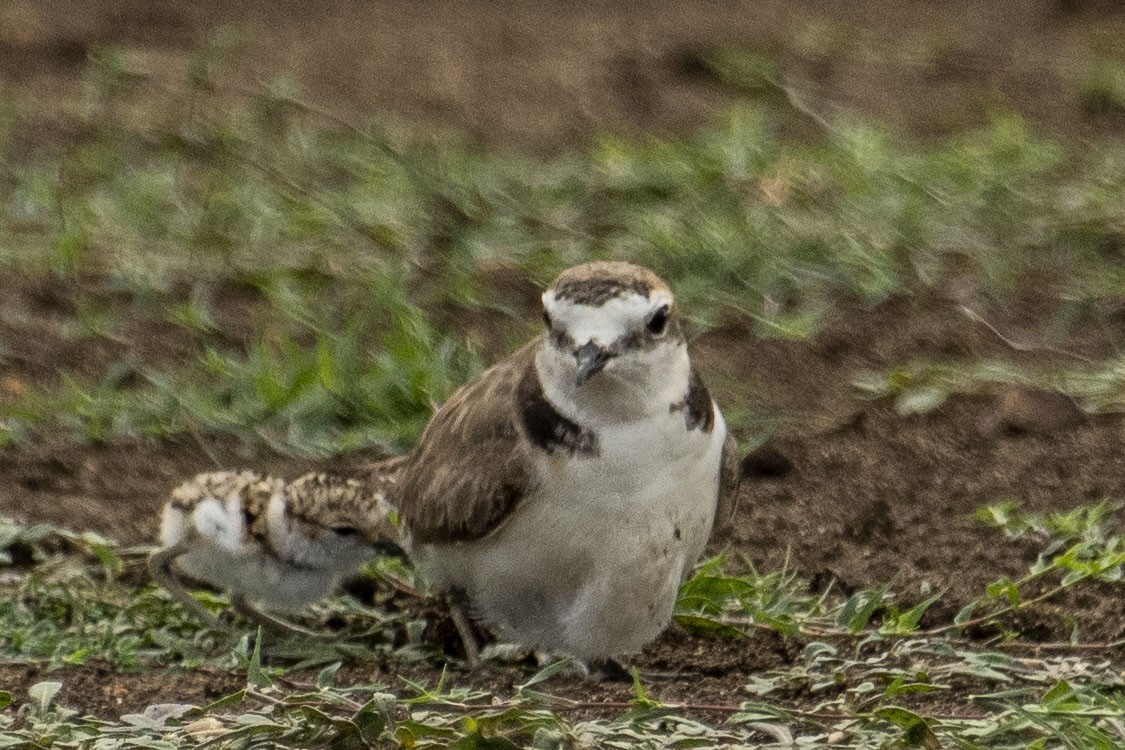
[646,305,669,336]
[331,526,360,538]
[542,310,552,329]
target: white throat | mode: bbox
[535,338,691,426]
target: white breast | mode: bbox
[414,404,727,659]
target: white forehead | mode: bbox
[543,289,673,345]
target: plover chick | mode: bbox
[150,469,404,634]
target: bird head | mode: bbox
[539,262,688,409]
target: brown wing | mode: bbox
[396,340,542,545]
[714,426,742,531]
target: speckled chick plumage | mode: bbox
[155,468,402,613]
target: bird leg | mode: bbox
[229,594,329,639]
[148,543,225,629]
[446,589,482,668]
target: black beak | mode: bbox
[574,341,612,386]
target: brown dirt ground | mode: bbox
[1,0,1124,149]
[1,0,1124,723]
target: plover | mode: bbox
[396,261,741,661]
[150,469,403,633]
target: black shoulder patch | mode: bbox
[552,277,652,306]
[517,367,599,456]
[672,367,715,433]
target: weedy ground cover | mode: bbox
[0,498,1121,747]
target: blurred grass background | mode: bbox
[0,29,1123,457]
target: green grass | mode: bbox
[853,354,1125,417]
[1,45,1124,453]
[0,500,1121,747]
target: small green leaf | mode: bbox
[316,661,342,689]
[1041,680,1074,705]
[953,600,980,625]
[247,628,273,688]
[883,676,946,699]
[839,588,887,633]
[395,725,416,748]
[744,676,782,697]
[517,658,573,691]
[28,681,63,714]
[631,667,659,709]
[875,706,941,749]
[875,706,924,728]
[352,702,387,744]
[882,591,944,635]
[985,577,1020,607]
[199,689,247,712]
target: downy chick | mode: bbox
[150,469,403,633]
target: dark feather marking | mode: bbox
[552,276,653,306]
[241,505,257,539]
[671,367,714,433]
[239,484,283,561]
[517,366,599,456]
[548,328,576,351]
[170,496,195,511]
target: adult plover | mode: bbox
[396,261,741,661]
